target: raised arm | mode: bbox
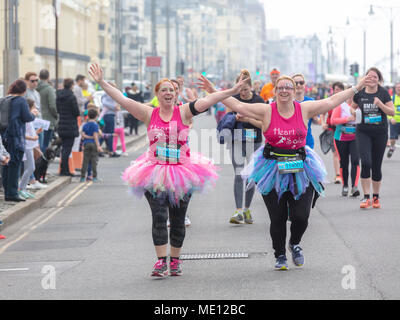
[88,63,153,124]
[181,75,250,122]
[302,78,366,118]
[195,75,267,122]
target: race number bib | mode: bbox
[243,129,257,141]
[277,156,304,174]
[364,114,382,124]
[156,143,181,163]
[341,124,356,134]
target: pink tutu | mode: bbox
[122,149,219,205]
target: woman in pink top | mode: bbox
[330,82,360,198]
[89,63,247,278]
[198,72,368,270]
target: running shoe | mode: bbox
[360,198,372,209]
[372,197,381,209]
[80,177,86,183]
[387,147,395,158]
[275,255,289,270]
[289,244,304,267]
[170,258,183,276]
[230,211,244,224]
[350,187,360,198]
[18,190,29,199]
[334,175,341,184]
[342,186,349,197]
[185,216,191,227]
[151,259,168,278]
[243,209,253,224]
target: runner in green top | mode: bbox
[387,82,400,158]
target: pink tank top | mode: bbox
[264,101,307,150]
[147,106,190,163]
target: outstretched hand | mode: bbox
[195,75,217,94]
[88,63,104,83]
[231,74,249,95]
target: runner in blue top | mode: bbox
[292,74,319,149]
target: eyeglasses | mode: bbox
[276,86,294,92]
[30,79,39,83]
[295,81,305,86]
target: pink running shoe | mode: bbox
[151,259,168,278]
[170,258,183,276]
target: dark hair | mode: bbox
[8,79,27,95]
[39,69,50,80]
[366,67,383,82]
[63,78,74,90]
[26,98,35,109]
[75,74,85,82]
[332,82,345,91]
[87,109,98,119]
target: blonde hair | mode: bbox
[275,76,296,89]
[291,73,305,81]
[236,69,252,87]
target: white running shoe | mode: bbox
[27,181,47,190]
[185,216,191,227]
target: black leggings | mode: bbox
[262,186,314,258]
[335,139,360,187]
[145,192,191,248]
[356,130,387,181]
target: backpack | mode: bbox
[0,96,14,131]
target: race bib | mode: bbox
[277,156,304,174]
[244,129,257,141]
[364,114,382,124]
[341,125,356,134]
[156,143,181,163]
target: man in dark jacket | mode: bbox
[37,69,58,152]
[1,79,36,201]
[56,78,80,176]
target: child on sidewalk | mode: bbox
[80,109,102,182]
[19,99,41,199]
[113,105,128,156]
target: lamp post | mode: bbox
[369,4,400,83]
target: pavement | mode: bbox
[0,125,147,235]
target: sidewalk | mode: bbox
[0,125,146,234]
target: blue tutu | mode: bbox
[241,145,327,200]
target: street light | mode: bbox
[369,4,400,83]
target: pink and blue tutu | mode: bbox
[122,149,219,206]
[241,145,327,200]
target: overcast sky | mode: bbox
[263,0,400,82]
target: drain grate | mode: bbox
[180,252,249,260]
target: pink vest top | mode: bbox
[147,106,190,162]
[264,101,307,150]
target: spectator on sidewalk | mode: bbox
[1,79,36,202]
[80,109,102,183]
[74,74,91,114]
[57,78,80,176]
[101,83,120,158]
[125,84,143,135]
[37,69,58,152]
[19,99,42,199]
[113,105,128,156]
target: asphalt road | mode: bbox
[0,113,399,300]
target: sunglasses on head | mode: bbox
[295,81,305,86]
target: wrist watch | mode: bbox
[351,86,359,95]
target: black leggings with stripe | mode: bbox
[335,139,360,187]
[356,130,388,181]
